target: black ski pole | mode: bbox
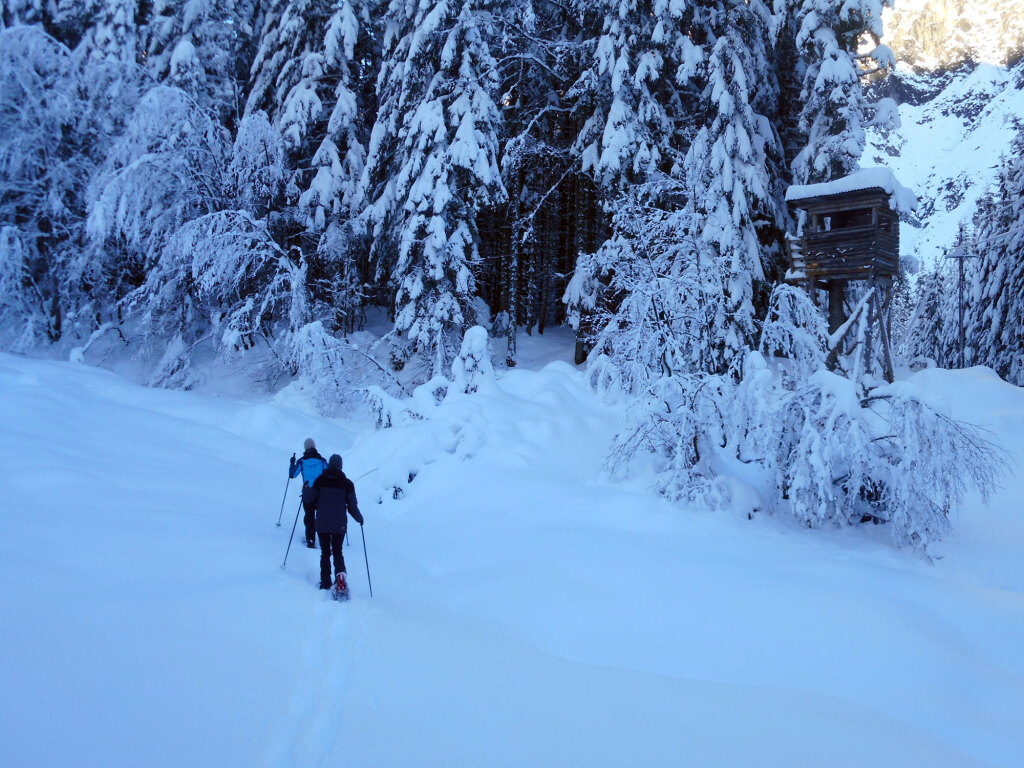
[355,466,379,481]
[280,497,303,569]
[360,524,373,597]
[275,455,295,526]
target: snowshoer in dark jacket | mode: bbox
[289,438,327,548]
[310,453,364,592]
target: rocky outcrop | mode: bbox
[865,57,1024,270]
[863,2,1023,270]
[884,0,1024,71]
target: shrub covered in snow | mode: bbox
[286,321,408,418]
[451,326,495,395]
[607,285,1008,552]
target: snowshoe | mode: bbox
[332,572,350,601]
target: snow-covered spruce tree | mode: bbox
[87,86,308,383]
[683,0,785,375]
[1,1,43,28]
[79,0,140,66]
[229,110,287,217]
[247,0,336,130]
[567,0,703,194]
[3,0,131,48]
[900,260,955,367]
[562,0,712,369]
[959,132,1024,383]
[0,27,78,348]
[573,0,787,383]
[297,0,373,232]
[0,25,127,349]
[247,0,371,228]
[0,0,80,35]
[790,0,894,184]
[247,0,376,335]
[87,86,233,273]
[142,0,256,122]
[567,186,726,397]
[362,0,506,378]
[75,1,145,143]
[575,1,789,515]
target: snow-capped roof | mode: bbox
[786,167,918,216]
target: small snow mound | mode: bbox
[451,326,494,394]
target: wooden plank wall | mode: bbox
[788,189,901,282]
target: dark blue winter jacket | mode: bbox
[290,449,327,487]
[310,457,363,535]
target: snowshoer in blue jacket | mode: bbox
[310,453,363,594]
[289,438,327,548]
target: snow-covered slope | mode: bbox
[866,1,1024,271]
[2,349,1024,767]
[866,60,1024,270]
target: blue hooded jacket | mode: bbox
[290,448,327,487]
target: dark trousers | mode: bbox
[302,496,316,545]
[319,532,347,587]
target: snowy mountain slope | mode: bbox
[866,0,1024,272]
[866,60,1024,271]
[2,349,1024,766]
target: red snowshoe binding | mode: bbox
[333,572,350,601]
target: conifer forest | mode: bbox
[1,0,1022,550]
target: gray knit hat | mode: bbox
[304,437,316,451]
[328,454,343,471]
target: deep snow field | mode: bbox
[2,334,1024,767]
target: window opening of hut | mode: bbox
[833,208,873,229]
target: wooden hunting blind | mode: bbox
[785,168,917,382]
